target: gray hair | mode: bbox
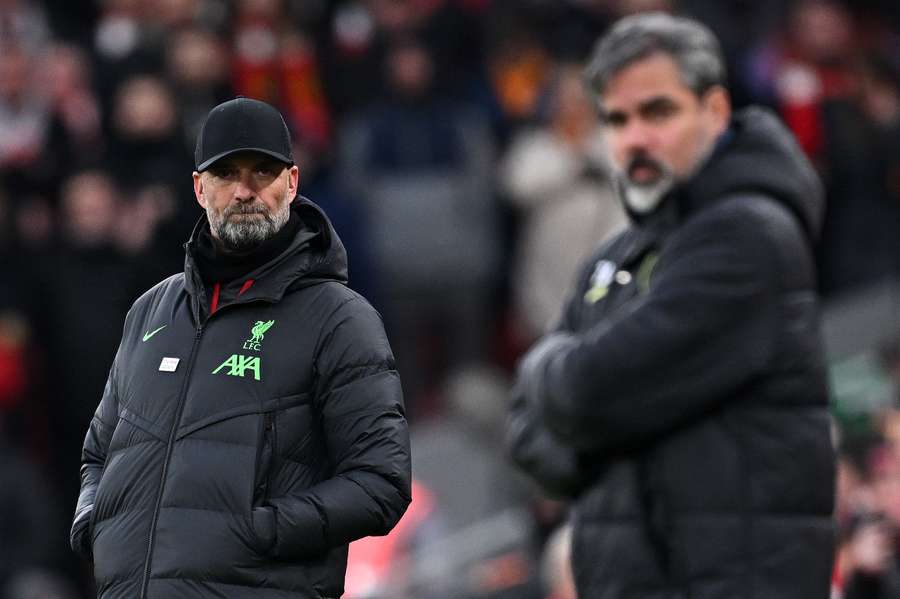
[585,12,726,98]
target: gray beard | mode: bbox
[621,175,675,214]
[618,137,718,215]
[208,201,290,252]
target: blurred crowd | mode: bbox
[0,0,899,598]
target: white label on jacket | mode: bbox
[159,357,180,372]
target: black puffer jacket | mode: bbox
[70,200,411,599]
[509,108,835,599]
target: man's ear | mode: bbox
[288,165,299,198]
[193,171,206,209]
[704,85,731,134]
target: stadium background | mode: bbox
[0,0,899,597]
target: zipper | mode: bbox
[137,294,277,596]
[254,412,276,504]
[138,325,204,599]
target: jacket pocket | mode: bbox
[250,506,277,555]
[253,411,276,506]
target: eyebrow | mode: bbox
[599,107,625,123]
[600,95,678,123]
[637,96,677,114]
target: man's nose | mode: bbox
[233,172,256,201]
[619,120,652,155]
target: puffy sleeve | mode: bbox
[267,295,411,559]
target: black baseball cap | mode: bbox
[194,97,294,172]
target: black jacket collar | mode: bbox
[183,198,348,313]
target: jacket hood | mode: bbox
[184,197,349,303]
[678,106,825,241]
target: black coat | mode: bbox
[509,108,835,599]
[70,200,411,599]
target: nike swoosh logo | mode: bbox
[142,325,168,342]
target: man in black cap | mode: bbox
[69,97,411,599]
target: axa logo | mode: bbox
[212,354,261,381]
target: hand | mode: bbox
[70,506,94,561]
[506,377,586,498]
[516,333,578,409]
[848,520,892,575]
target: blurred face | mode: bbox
[62,172,118,245]
[42,44,90,99]
[113,76,176,139]
[599,52,730,213]
[0,46,30,100]
[168,29,228,86]
[193,152,299,252]
[387,44,432,98]
[555,68,596,125]
[792,2,852,64]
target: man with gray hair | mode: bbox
[507,12,835,599]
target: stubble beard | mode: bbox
[207,196,291,253]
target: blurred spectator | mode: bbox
[166,26,232,150]
[322,0,484,119]
[837,513,900,599]
[91,0,173,118]
[12,196,54,253]
[832,403,900,599]
[34,171,147,511]
[146,0,201,30]
[500,64,625,340]
[743,0,859,159]
[0,44,49,186]
[107,74,196,270]
[835,438,900,597]
[108,74,181,184]
[0,436,65,597]
[37,43,104,181]
[817,53,900,295]
[679,0,786,106]
[486,23,553,129]
[367,0,486,96]
[0,304,32,448]
[0,0,51,54]
[338,36,499,413]
[93,0,144,62]
[294,137,374,298]
[232,0,332,151]
[320,1,387,117]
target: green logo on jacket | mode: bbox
[212,320,274,380]
[212,354,261,380]
[244,320,274,351]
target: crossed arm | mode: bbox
[511,206,777,466]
